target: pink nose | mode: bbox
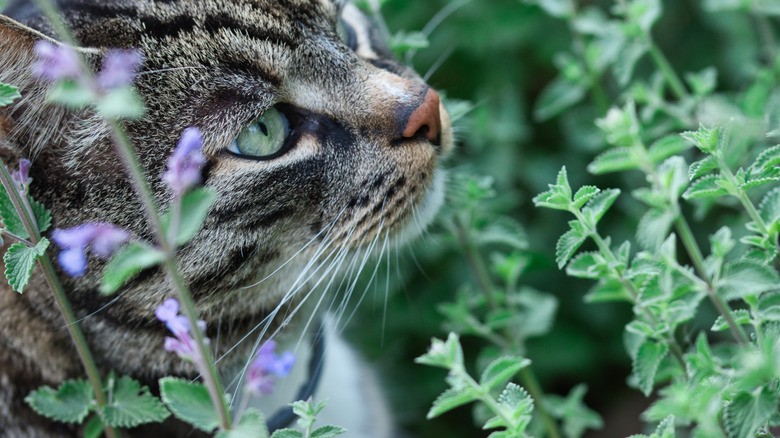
[402,88,441,143]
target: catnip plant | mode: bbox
[0,1,345,437]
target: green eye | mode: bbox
[229,107,290,158]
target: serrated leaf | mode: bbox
[99,375,169,428]
[655,414,676,438]
[100,241,165,295]
[750,144,780,173]
[587,147,639,174]
[613,39,649,86]
[723,389,776,438]
[759,186,780,225]
[159,377,220,433]
[688,156,718,181]
[215,409,269,438]
[161,188,217,246]
[648,135,690,164]
[479,356,531,390]
[4,238,49,293]
[270,429,303,438]
[476,217,528,250]
[556,226,588,269]
[25,380,94,423]
[29,197,52,233]
[427,387,479,419]
[572,186,600,209]
[83,415,103,438]
[311,425,347,438]
[0,82,21,106]
[758,293,780,321]
[682,174,729,200]
[633,340,668,396]
[711,309,751,332]
[636,208,675,250]
[566,251,607,279]
[497,383,534,423]
[415,333,464,369]
[534,76,586,122]
[585,277,632,302]
[0,184,27,238]
[582,188,620,225]
[717,260,780,301]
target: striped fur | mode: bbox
[0,0,452,436]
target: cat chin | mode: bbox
[393,167,447,246]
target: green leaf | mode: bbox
[479,356,531,390]
[758,293,780,321]
[612,39,649,86]
[427,387,479,419]
[100,241,165,295]
[572,186,600,209]
[710,226,735,259]
[566,251,607,279]
[648,135,691,164]
[723,389,776,438]
[717,260,780,301]
[636,208,675,250]
[530,0,575,18]
[99,375,169,428]
[682,174,729,200]
[0,184,28,238]
[95,87,146,119]
[685,66,717,97]
[215,409,269,438]
[29,198,52,233]
[585,277,632,302]
[159,377,220,432]
[587,147,639,174]
[270,430,303,438]
[750,144,780,173]
[475,217,528,250]
[161,188,217,246]
[654,414,676,438]
[688,156,718,181]
[711,309,751,332]
[0,82,21,106]
[415,333,464,369]
[83,415,104,438]
[4,238,50,293]
[534,76,586,122]
[681,126,719,155]
[47,80,95,109]
[311,425,347,438]
[632,340,668,396]
[556,225,588,269]
[25,379,94,423]
[759,186,780,225]
[582,188,621,225]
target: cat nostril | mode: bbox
[401,88,441,145]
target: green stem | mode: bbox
[0,165,119,438]
[646,38,689,101]
[107,122,232,430]
[458,364,532,435]
[518,367,561,438]
[454,216,498,310]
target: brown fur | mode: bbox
[0,0,452,436]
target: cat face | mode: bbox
[0,0,451,373]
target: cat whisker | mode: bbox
[423,45,455,82]
[63,290,127,327]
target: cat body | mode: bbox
[0,0,452,436]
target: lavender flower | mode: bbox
[51,223,130,276]
[246,340,296,396]
[32,40,81,82]
[162,127,207,196]
[155,298,208,361]
[97,49,144,90]
[11,159,31,195]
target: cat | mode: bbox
[0,0,452,437]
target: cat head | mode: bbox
[0,0,452,337]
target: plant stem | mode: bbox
[518,367,561,438]
[0,165,119,438]
[646,38,689,101]
[453,216,498,310]
[107,122,233,429]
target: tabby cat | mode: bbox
[0,0,452,436]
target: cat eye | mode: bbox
[228,107,290,159]
[337,19,357,50]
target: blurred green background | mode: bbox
[345,1,775,437]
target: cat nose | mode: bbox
[400,87,441,145]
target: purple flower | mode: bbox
[51,223,130,276]
[162,127,207,196]
[11,159,31,195]
[32,40,81,82]
[155,298,208,361]
[97,49,143,90]
[246,340,296,396]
